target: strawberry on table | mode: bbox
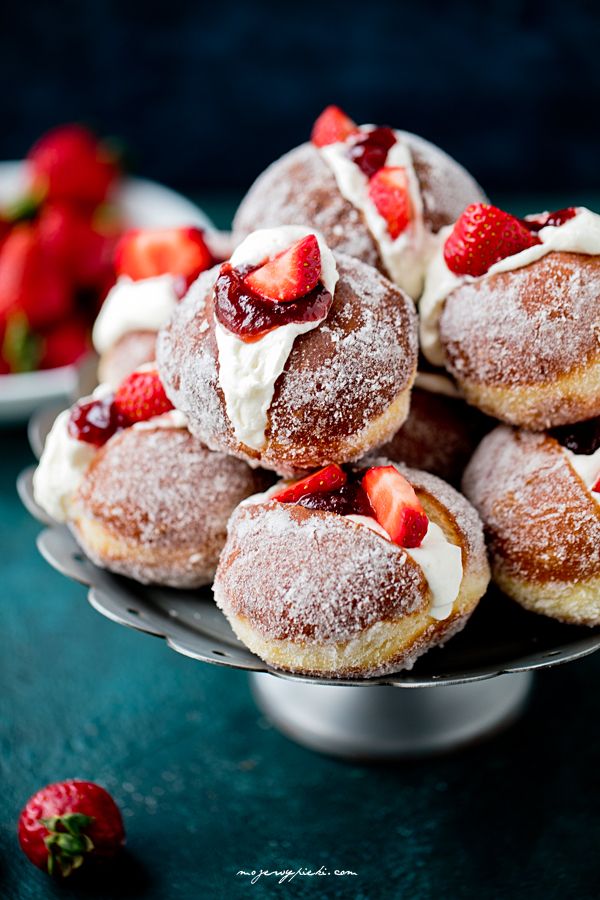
[244,234,322,302]
[18,780,125,878]
[114,368,174,423]
[273,464,347,503]
[362,465,429,548]
[115,227,213,286]
[27,124,119,206]
[443,203,541,277]
[311,105,359,147]
[368,166,412,238]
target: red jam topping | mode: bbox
[549,418,600,455]
[522,207,577,232]
[67,395,127,447]
[347,126,396,178]
[213,263,332,343]
[298,481,374,517]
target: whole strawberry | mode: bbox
[443,203,541,277]
[114,368,174,423]
[18,780,125,878]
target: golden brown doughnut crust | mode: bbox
[462,425,600,624]
[369,387,491,486]
[70,425,270,588]
[97,330,157,389]
[214,463,490,677]
[157,253,419,475]
[439,252,600,429]
[232,138,486,274]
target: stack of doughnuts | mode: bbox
[35,102,600,681]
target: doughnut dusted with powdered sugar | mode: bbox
[157,226,418,476]
[214,460,490,678]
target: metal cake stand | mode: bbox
[19,406,600,760]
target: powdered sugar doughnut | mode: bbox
[69,422,270,588]
[463,424,600,625]
[157,231,418,475]
[233,131,486,299]
[421,206,600,430]
[214,462,490,678]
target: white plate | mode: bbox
[0,161,214,423]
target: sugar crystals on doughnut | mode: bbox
[420,204,600,429]
[214,460,490,678]
[233,106,487,298]
[157,226,419,475]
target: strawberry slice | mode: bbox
[114,368,174,423]
[244,234,322,302]
[311,106,359,147]
[272,464,347,503]
[362,465,428,548]
[368,167,412,239]
[443,203,541,277]
[115,227,213,285]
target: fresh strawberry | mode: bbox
[273,464,347,503]
[115,227,213,285]
[368,166,412,238]
[244,235,322,302]
[0,223,73,330]
[18,780,125,878]
[443,203,541,277]
[27,125,119,206]
[522,207,577,232]
[311,105,359,147]
[39,318,89,369]
[114,368,174,423]
[362,465,428,548]
[37,202,117,290]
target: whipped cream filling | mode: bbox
[215,226,338,451]
[420,207,600,366]
[563,446,600,500]
[320,128,431,298]
[33,386,188,522]
[346,514,463,620]
[93,274,180,354]
[414,370,462,399]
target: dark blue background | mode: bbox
[1,0,599,196]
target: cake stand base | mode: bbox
[250,671,533,760]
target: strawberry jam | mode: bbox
[522,207,577,232]
[347,126,396,178]
[68,395,127,446]
[549,417,600,455]
[298,481,374,517]
[213,263,332,342]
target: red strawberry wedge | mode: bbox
[443,203,541,277]
[18,779,125,878]
[115,227,213,285]
[273,464,347,503]
[244,234,322,302]
[368,166,412,239]
[362,466,428,548]
[114,369,174,423]
[311,105,359,147]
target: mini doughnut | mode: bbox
[214,461,490,678]
[97,330,157,389]
[420,205,600,429]
[233,106,486,299]
[463,422,600,626]
[157,226,418,475]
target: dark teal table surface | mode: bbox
[2,197,600,900]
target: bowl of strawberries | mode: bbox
[0,124,212,422]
